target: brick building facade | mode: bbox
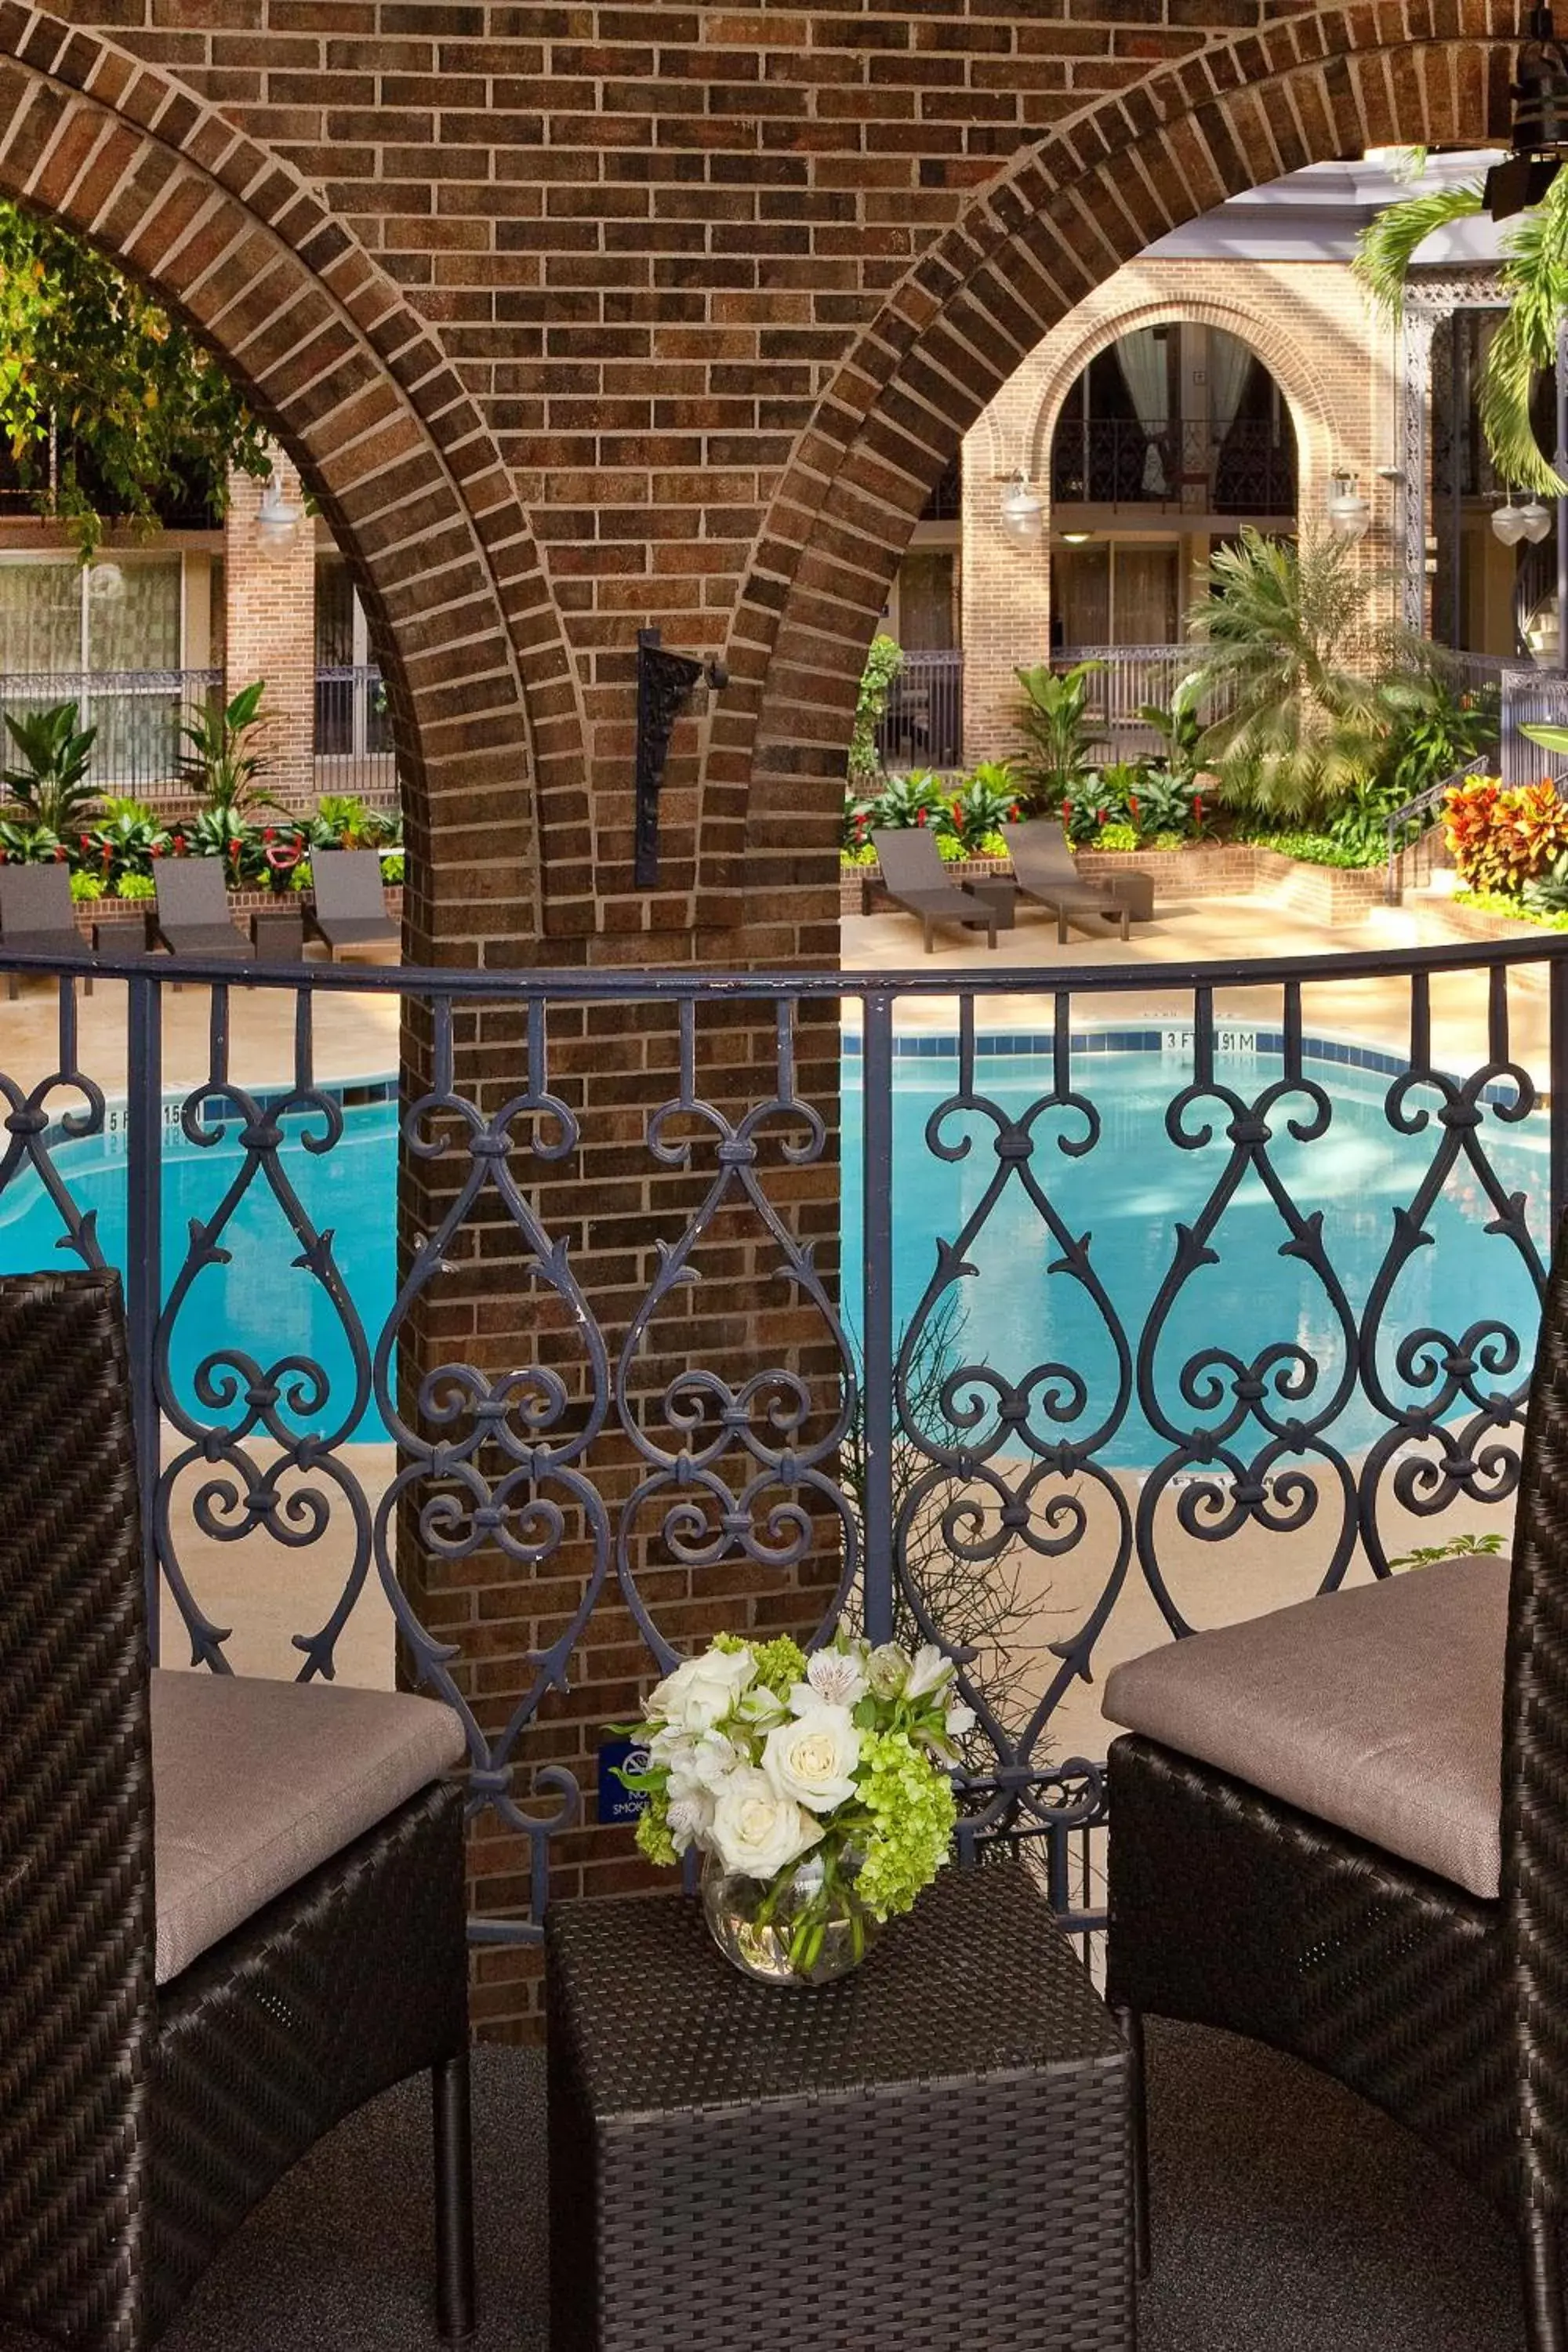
[957,248,1392,760]
[0,0,1525,2029]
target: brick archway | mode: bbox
[727,0,1516,895]
[1021,292,1337,522]
[0,7,590,960]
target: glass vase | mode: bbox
[700,1847,881,1987]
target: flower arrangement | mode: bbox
[618,1628,971,1981]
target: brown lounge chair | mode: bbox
[1001,819,1132,945]
[307,847,400,962]
[0,862,91,999]
[151,857,255,966]
[870,826,999,955]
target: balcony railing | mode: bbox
[0,665,404,811]
[0,938,1560,1955]
[1051,417,1297,516]
[875,648,964,771]
[0,666,221,800]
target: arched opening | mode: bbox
[731,7,1517,895]
[0,13,589,960]
[1047,327,1300,652]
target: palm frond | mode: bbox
[1352,185,1483,315]
[1476,307,1568,495]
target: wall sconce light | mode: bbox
[1000,470,1046,547]
[1486,5,1568,220]
[256,464,303,549]
[1326,471,1371,542]
[1060,532,1094,546]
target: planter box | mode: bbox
[844,840,1388,928]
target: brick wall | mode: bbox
[0,1,1521,2031]
[960,252,1396,760]
[223,451,317,805]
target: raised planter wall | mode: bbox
[71,883,405,941]
[844,845,1387,927]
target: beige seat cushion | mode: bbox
[1102,1553,1510,1900]
[151,1668,467,1984]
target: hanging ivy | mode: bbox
[0,200,274,557]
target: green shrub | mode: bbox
[68,868,103,902]
[1248,829,1379,870]
[850,635,903,792]
[936,833,965,863]
[1455,887,1568,931]
[379,851,404,887]
[112,872,154,902]
[1095,822,1139,853]
[872,769,949,830]
[840,842,877,869]
[941,766,1021,854]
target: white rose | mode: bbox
[945,1701,977,1739]
[709,1769,822,1880]
[648,1645,757,1734]
[762,1701,862,1814]
[803,1646,868,1709]
[906,1644,954,1700]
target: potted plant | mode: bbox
[615,1626,971,1986]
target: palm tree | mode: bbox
[1185,528,1417,822]
[1355,169,1568,497]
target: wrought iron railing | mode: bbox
[0,939,1563,1954]
[0,665,405,811]
[314,662,398,805]
[1382,753,1491,901]
[875,648,963,771]
[0,666,221,801]
[1051,417,1296,516]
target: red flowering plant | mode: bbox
[940,764,1019,856]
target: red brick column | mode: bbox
[223,453,317,812]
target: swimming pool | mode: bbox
[0,1040,1549,1464]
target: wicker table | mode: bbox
[546,1861,1134,2352]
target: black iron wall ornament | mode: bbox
[633,627,728,887]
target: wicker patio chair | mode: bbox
[1102,1211,1568,2352]
[0,1268,475,2351]
[1000,822,1132,945]
[869,827,999,955]
[0,864,88,1000]
[306,848,399,962]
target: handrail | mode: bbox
[7,931,1568,999]
[1382,753,1490,903]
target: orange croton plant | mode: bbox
[1442,778,1568,896]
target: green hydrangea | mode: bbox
[635,1801,677,1869]
[751,1635,808,1697]
[855,1727,957,1920]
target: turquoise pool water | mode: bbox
[0,1044,1550,1464]
[839,1044,1550,1470]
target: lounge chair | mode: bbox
[1001,820,1132,945]
[151,857,254,967]
[307,848,400,961]
[0,862,91,999]
[870,826,999,955]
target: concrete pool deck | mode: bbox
[842,890,1560,1080]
